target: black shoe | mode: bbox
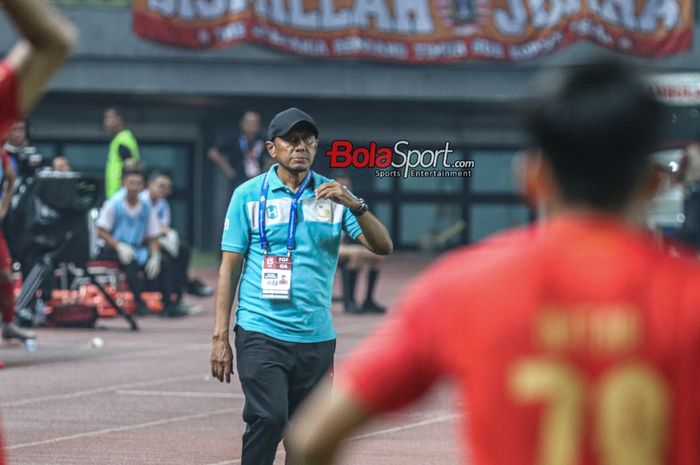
[187,279,214,297]
[362,301,386,314]
[344,301,364,314]
[161,303,188,318]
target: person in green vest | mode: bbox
[103,106,140,198]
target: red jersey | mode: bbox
[0,61,19,140]
[338,214,700,465]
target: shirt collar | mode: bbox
[267,164,316,193]
[138,189,152,206]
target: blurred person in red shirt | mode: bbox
[284,60,699,465]
[0,0,76,462]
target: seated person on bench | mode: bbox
[141,170,213,301]
[95,166,186,318]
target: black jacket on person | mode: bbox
[215,133,268,188]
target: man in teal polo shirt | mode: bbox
[211,107,393,465]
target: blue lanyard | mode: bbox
[258,167,313,254]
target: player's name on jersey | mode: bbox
[535,305,641,355]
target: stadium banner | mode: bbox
[51,0,129,5]
[132,0,693,62]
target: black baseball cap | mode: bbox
[267,107,318,140]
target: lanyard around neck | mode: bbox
[258,167,313,254]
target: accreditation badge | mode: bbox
[261,254,292,300]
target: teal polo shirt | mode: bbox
[221,165,363,343]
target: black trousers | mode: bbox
[145,243,190,304]
[169,243,191,303]
[235,326,335,465]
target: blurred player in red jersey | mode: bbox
[284,60,700,465]
[0,0,76,463]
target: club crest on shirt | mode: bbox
[316,200,332,219]
[267,205,279,220]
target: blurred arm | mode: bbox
[286,380,372,465]
[211,251,244,383]
[97,227,119,250]
[315,182,393,255]
[145,209,162,253]
[208,147,237,179]
[0,159,15,219]
[2,0,78,114]
[212,251,244,341]
[147,236,159,257]
[355,212,393,255]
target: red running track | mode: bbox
[0,253,463,465]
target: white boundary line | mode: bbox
[4,342,212,373]
[6,407,239,450]
[104,344,212,361]
[202,413,460,465]
[205,458,243,465]
[2,344,376,408]
[3,316,384,406]
[116,390,245,399]
[1,374,206,408]
[348,413,460,441]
